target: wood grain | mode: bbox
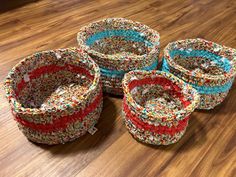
[0,0,236,177]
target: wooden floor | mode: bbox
[0,0,236,176]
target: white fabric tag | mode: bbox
[24,74,30,82]
[88,126,98,135]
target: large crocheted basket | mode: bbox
[77,18,160,95]
[162,38,236,109]
[4,48,103,145]
[122,70,199,145]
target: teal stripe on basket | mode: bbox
[86,29,154,47]
[169,49,231,72]
[162,58,233,94]
[101,60,158,78]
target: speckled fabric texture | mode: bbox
[162,38,236,109]
[4,48,103,145]
[122,70,199,145]
[77,18,160,95]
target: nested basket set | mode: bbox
[4,18,236,145]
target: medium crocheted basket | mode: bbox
[77,18,160,95]
[4,48,103,145]
[122,70,199,145]
[162,38,236,109]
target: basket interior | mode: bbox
[12,52,94,110]
[86,29,153,56]
[83,19,157,57]
[128,76,192,116]
[169,48,232,76]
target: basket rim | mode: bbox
[122,70,200,122]
[4,47,101,115]
[163,38,236,81]
[77,17,160,63]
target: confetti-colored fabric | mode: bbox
[162,38,236,109]
[77,18,160,95]
[4,48,103,145]
[122,70,199,145]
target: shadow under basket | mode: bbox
[77,18,160,95]
[162,38,236,109]
[4,48,103,145]
[122,70,200,145]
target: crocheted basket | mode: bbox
[122,70,199,145]
[162,38,236,109]
[77,18,160,95]
[4,48,103,145]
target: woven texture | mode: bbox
[4,48,103,145]
[122,70,199,145]
[77,18,160,95]
[162,38,236,109]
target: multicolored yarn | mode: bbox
[77,18,160,95]
[122,70,199,145]
[4,48,103,145]
[162,38,236,109]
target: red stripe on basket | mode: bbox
[128,77,191,108]
[14,91,102,132]
[15,64,94,96]
[123,100,189,136]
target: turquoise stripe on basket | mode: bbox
[162,58,234,94]
[169,49,231,72]
[101,60,158,78]
[86,29,155,47]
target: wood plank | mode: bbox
[0,0,235,176]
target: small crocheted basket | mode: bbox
[162,38,236,109]
[122,70,200,145]
[77,18,160,95]
[4,48,103,145]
